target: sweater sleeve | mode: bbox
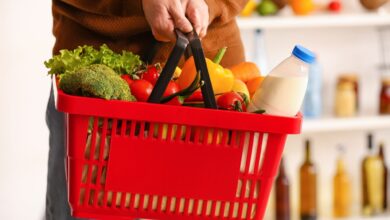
[204,0,248,25]
[60,0,144,17]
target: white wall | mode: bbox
[0,0,53,219]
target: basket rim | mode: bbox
[54,81,302,134]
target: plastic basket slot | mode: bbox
[151,195,158,211]
[84,117,97,160]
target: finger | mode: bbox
[149,7,176,42]
[152,19,176,42]
[199,9,209,38]
[169,2,193,33]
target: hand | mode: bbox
[181,0,209,38]
[142,0,193,42]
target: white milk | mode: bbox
[247,75,308,116]
[247,45,315,117]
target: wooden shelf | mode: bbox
[237,12,390,30]
[302,115,390,133]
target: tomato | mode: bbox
[130,79,153,102]
[163,81,180,97]
[161,81,181,105]
[217,92,247,112]
[328,1,341,12]
[141,66,160,85]
[185,90,203,102]
[121,75,133,86]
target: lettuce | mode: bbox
[44,44,143,75]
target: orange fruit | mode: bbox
[246,76,265,98]
[290,0,314,15]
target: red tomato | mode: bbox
[141,66,160,85]
[328,1,341,12]
[217,92,247,112]
[121,75,133,86]
[163,81,180,97]
[130,79,153,102]
[185,90,203,102]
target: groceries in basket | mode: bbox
[46,30,303,220]
[44,44,266,113]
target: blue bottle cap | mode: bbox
[292,45,316,64]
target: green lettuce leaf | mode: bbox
[44,44,143,76]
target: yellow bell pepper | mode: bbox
[177,48,234,95]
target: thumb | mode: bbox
[169,5,193,33]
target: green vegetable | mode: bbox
[44,44,143,76]
[59,64,135,101]
[257,0,278,16]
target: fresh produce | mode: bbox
[217,92,247,112]
[360,0,388,10]
[59,64,134,101]
[257,0,279,16]
[328,0,342,12]
[232,79,250,101]
[130,79,153,102]
[290,0,314,15]
[177,47,234,95]
[272,0,287,9]
[241,0,257,17]
[163,81,180,97]
[141,64,160,85]
[230,61,261,83]
[185,91,203,102]
[44,44,143,76]
[246,76,265,98]
[163,82,182,105]
[173,67,182,79]
[121,75,133,86]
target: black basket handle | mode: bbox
[148,30,217,109]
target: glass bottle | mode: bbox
[362,134,384,216]
[275,157,290,220]
[378,143,388,210]
[379,78,390,115]
[338,74,359,110]
[300,140,317,220]
[334,81,356,117]
[333,146,351,217]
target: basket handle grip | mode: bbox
[147,29,217,109]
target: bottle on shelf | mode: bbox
[333,145,351,218]
[361,134,384,216]
[299,140,317,220]
[339,74,359,110]
[247,45,315,117]
[334,76,357,117]
[378,143,388,211]
[303,59,322,118]
[275,157,291,220]
[379,77,390,115]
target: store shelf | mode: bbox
[237,12,390,30]
[302,115,390,133]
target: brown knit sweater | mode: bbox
[52,0,247,67]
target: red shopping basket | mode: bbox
[55,30,302,220]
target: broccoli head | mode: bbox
[59,64,135,101]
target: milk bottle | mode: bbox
[247,45,316,117]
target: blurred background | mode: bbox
[0,0,390,220]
